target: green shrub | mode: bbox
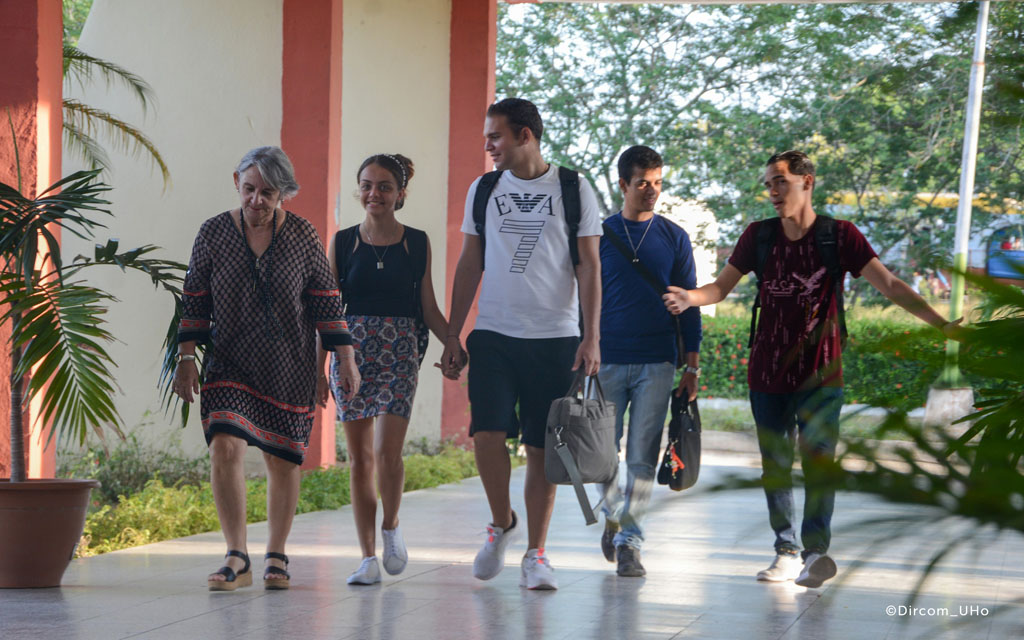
[58,433,210,504]
[404,446,478,491]
[81,479,219,556]
[76,445,485,557]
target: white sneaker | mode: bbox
[381,526,408,575]
[472,511,520,581]
[795,553,837,588]
[756,553,802,582]
[346,556,381,585]
[519,548,558,590]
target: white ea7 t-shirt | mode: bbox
[461,165,603,339]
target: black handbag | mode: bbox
[657,394,701,491]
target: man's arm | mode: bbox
[861,258,965,339]
[664,264,744,315]
[440,233,483,375]
[573,235,601,376]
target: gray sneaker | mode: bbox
[601,519,619,563]
[756,553,802,582]
[795,553,837,588]
[616,545,646,577]
[381,525,408,575]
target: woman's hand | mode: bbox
[173,360,200,403]
[335,348,361,401]
[316,373,330,407]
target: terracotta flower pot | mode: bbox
[0,478,100,588]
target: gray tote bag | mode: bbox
[544,371,618,525]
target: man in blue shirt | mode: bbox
[597,145,702,577]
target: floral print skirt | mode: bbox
[330,314,419,421]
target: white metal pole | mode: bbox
[940,0,989,388]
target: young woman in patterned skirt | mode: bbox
[324,153,458,584]
[174,146,361,591]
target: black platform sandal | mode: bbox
[208,550,252,591]
[264,552,291,590]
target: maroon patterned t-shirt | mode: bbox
[728,217,877,393]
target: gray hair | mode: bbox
[235,146,300,200]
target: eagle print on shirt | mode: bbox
[755,242,838,390]
[493,191,555,274]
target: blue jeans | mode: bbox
[749,387,843,559]
[594,362,676,550]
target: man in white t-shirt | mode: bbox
[441,98,603,590]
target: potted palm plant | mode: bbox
[0,146,183,587]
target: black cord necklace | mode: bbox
[240,209,283,340]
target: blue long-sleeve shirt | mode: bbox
[599,212,702,365]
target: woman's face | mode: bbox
[234,166,282,217]
[358,163,403,215]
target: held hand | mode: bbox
[572,338,601,377]
[662,286,692,316]
[438,338,467,380]
[675,372,698,401]
[316,374,330,408]
[172,361,200,403]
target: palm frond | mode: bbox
[62,118,111,175]
[63,99,171,188]
[62,45,155,115]
[0,277,124,446]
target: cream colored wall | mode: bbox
[64,0,284,455]
[342,0,451,445]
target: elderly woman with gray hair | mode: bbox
[173,146,360,591]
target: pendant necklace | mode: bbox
[622,214,655,263]
[363,221,397,269]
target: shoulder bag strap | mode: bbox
[602,219,687,367]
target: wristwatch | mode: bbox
[684,366,701,376]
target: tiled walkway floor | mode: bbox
[2,453,1022,639]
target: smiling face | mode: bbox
[620,166,663,217]
[763,160,813,219]
[358,163,403,216]
[234,166,282,218]
[483,114,529,171]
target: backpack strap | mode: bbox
[472,170,503,270]
[813,215,847,348]
[558,166,582,266]
[748,218,780,348]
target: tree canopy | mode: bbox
[497,1,1024,275]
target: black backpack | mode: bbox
[748,215,847,349]
[334,225,430,367]
[471,166,582,268]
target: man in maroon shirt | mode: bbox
[663,151,962,588]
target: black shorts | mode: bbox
[466,330,579,448]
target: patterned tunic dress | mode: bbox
[178,211,352,464]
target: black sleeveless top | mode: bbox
[336,227,418,317]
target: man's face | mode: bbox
[483,115,525,171]
[619,166,663,214]
[763,161,813,219]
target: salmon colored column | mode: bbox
[0,0,62,479]
[442,0,497,446]
[281,0,344,470]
